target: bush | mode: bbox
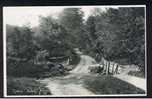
[7,59,66,78]
[7,77,51,95]
[7,59,44,78]
[65,52,81,71]
[84,75,145,94]
[69,52,81,65]
[89,66,104,74]
[40,63,68,78]
[128,71,145,78]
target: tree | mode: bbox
[83,7,145,74]
[59,8,85,48]
[86,16,97,42]
[7,25,38,76]
[107,7,145,72]
[59,8,84,32]
[83,15,99,57]
[38,16,74,59]
[7,25,37,61]
[88,7,145,73]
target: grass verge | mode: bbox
[83,75,145,94]
[7,77,51,95]
[128,71,145,78]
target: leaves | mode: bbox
[84,7,145,72]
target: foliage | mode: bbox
[7,77,51,95]
[7,58,67,78]
[7,25,37,60]
[89,66,104,74]
[59,8,84,32]
[6,7,145,77]
[6,25,67,77]
[7,25,39,77]
[59,8,86,48]
[85,7,145,73]
[38,16,72,57]
[128,71,145,78]
[69,51,81,65]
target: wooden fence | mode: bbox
[100,57,120,75]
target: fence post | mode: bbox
[115,64,119,74]
[112,62,115,74]
[106,61,108,75]
[108,61,110,74]
[103,58,106,72]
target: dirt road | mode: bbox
[70,55,96,73]
[114,66,146,91]
[40,55,96,95]
[39,51,146,95]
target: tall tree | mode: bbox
[7,25,38,76]
[38,16,73,58]
[7,25,37,61]
[90,7,145,72]
[59,8,85,48]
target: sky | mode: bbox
[3,6,123,27]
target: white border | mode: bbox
[144,4,147,95]
[3,5,147,97]
[3,7,7,97]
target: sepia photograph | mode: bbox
[3,5,146,97]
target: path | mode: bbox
[41,76,94,95]
[114,66,146,91]
[39,49,146,95]
[40,53,97,95]
[114,74,146,91]
[70,55,97,73]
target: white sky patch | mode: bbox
[3,6,141,27]
[3,7,63,27]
